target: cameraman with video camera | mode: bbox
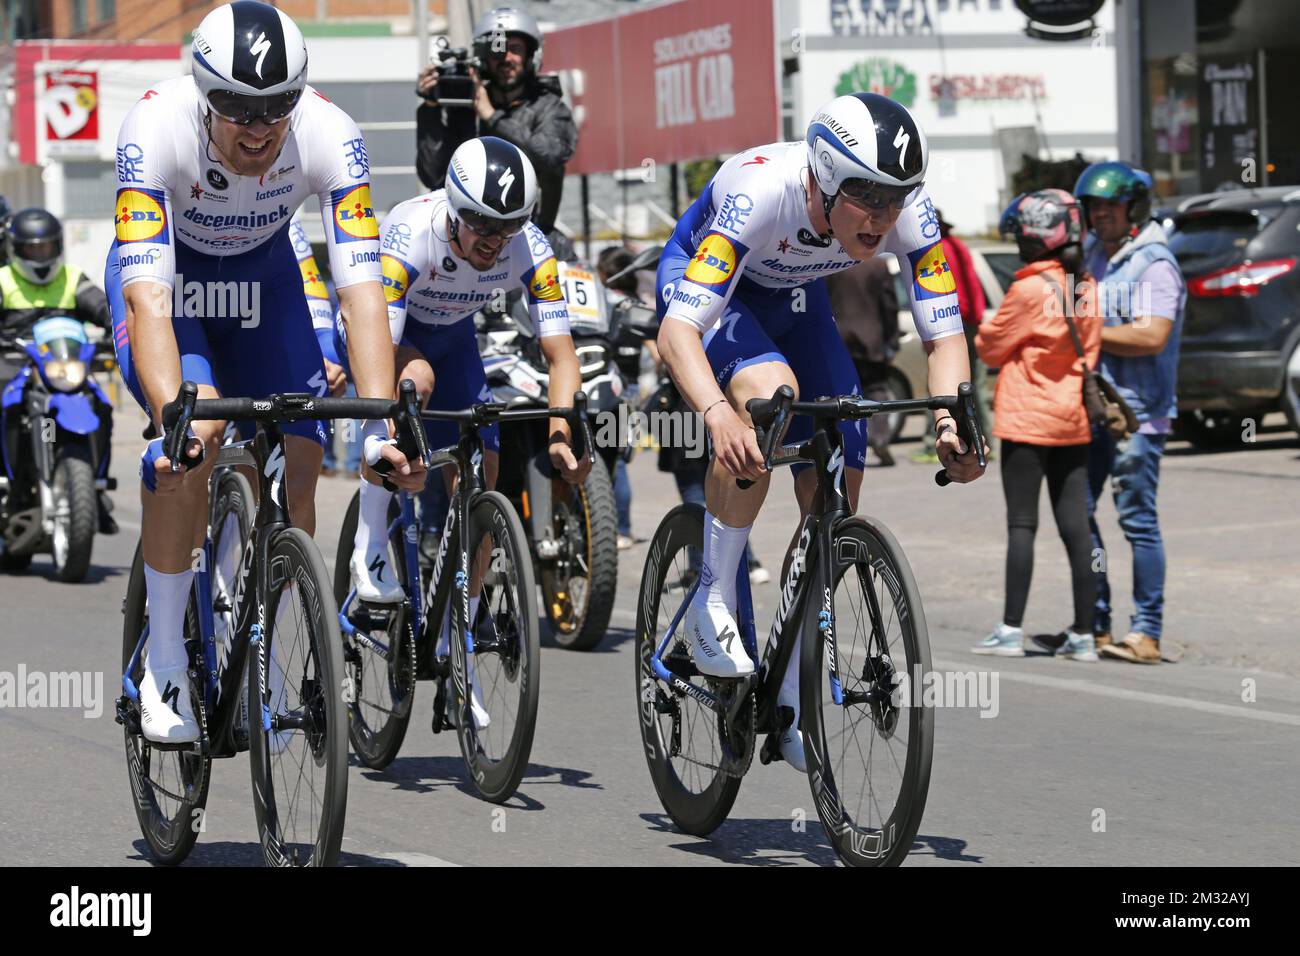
[416,6,577,237]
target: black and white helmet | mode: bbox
[191,2,308,123]
[807,93,928,199]
[446,137,538,227]
[472,6,544,74]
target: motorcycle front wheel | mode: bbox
[51,448,96,582]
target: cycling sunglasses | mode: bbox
[838,178,918,212]
[207,88,302,126]
[458,208,531,239]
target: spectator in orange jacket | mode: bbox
[971,189,1102,661]
[914,209,992,462]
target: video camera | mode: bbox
[428,40,482,109]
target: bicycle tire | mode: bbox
[248,528,349,866]
[542,460,618,651]
[801,515,934,867]
[635,503,744,837]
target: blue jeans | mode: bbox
[1087,428,1168,639]
[615,458,632,536]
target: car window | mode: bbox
[982,252,1021,293]
[1169,211,1264,266]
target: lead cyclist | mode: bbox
[655,92,986,770]
[106,1,425,745]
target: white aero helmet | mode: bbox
[446,137,538,235]
[191,1,308,124]
[806,93,928,215]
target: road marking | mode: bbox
[364,851,461,867]
[932,656,1300,727]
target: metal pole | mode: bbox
[581,174,591,262]
[415,1,429,75]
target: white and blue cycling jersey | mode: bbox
[657,141,965,471]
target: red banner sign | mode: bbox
[546,0,779,175]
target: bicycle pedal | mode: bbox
[759,732,783,766]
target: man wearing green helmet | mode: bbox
[1074,161,1185,666]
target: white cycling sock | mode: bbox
[437,595,482,657]
[144,564,194,673]
[354,478,393,558]
[693,511,751,612]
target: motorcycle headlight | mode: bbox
[45,359,87,392]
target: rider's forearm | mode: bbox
[923,332,972,426]
[542,337,580,443]
[123,282,181,428]
[657,318,725,416]
[338,282,396,401]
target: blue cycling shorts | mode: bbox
[656,239,866,472]
[334,315,499,455]
[106,225,327,446]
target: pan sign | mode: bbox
[1013,0,1105,41]
[44,69,99,157]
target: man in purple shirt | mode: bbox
[1075,162,1186,665]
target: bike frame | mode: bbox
[122,424,292,758]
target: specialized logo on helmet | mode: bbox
[250,32,272,79]
[381,253,415,304]
[684,233,739,288]
[114,188,169,244]
[299,256,328,300]
[909,242,956,299]
[331,185,379,242]
[527,257,563,303]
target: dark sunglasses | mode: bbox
[207,88,302,126]
[838,178,917,211]
[458,208,530,239]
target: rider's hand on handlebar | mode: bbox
[708,402,766,482]
[935,422,986,484]
[362,440,427,493]
[550,438,590,486]
[150,436,205,495]
[323,359,348,397]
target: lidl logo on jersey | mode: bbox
[381,254,415,304]
[114,188,168,244]
[684,233,741,289]
[909,242,956,299]
[331,184,379,242]
[299,256,329,300]
[527,257,564,303]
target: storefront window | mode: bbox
[1141,0,1299,195]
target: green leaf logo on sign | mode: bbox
[835,58,917,108]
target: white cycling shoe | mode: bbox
[777,692,807,773]
[139,665,199,744]
[350,546,403,604]
[437,615,490,731]
[684,601,754,678]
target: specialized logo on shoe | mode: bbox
[161,680,180,712]
[718,625,738,654]
[692,625,718,658]
[368,553,387,582]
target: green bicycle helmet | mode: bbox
[1073,161,1152,229]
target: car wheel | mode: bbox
[1282,342,1300,437]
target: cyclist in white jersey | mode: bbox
[655,93,986,769]
[340,137,588,726]
[106,2,424,744]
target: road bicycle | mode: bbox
[635,382,986,866]
[117,380,426,866]
[334,394,594,802]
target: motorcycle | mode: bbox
[0,316,115,581]
[481,246,661,650]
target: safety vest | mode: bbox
[0,263,81,312]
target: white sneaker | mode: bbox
[437,610,490,730]
[684,601,754,678]
[139,665,199,744]
[350,547,403,604]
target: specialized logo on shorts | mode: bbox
[114,188,169,244]
[299,256,329,300]
[331,184,379,242]
[909,242,956,299]
[381,253,415,304]
[684,233,738,288]
[527,256,564,303]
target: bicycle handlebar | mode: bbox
[427,391,595,464]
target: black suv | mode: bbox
[1167,187,1300,445]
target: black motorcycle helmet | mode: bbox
[0,195,12,263]
[8,208,64,285]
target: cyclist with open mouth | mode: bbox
[655,93,986,770]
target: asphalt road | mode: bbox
[2,404,1297,866]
